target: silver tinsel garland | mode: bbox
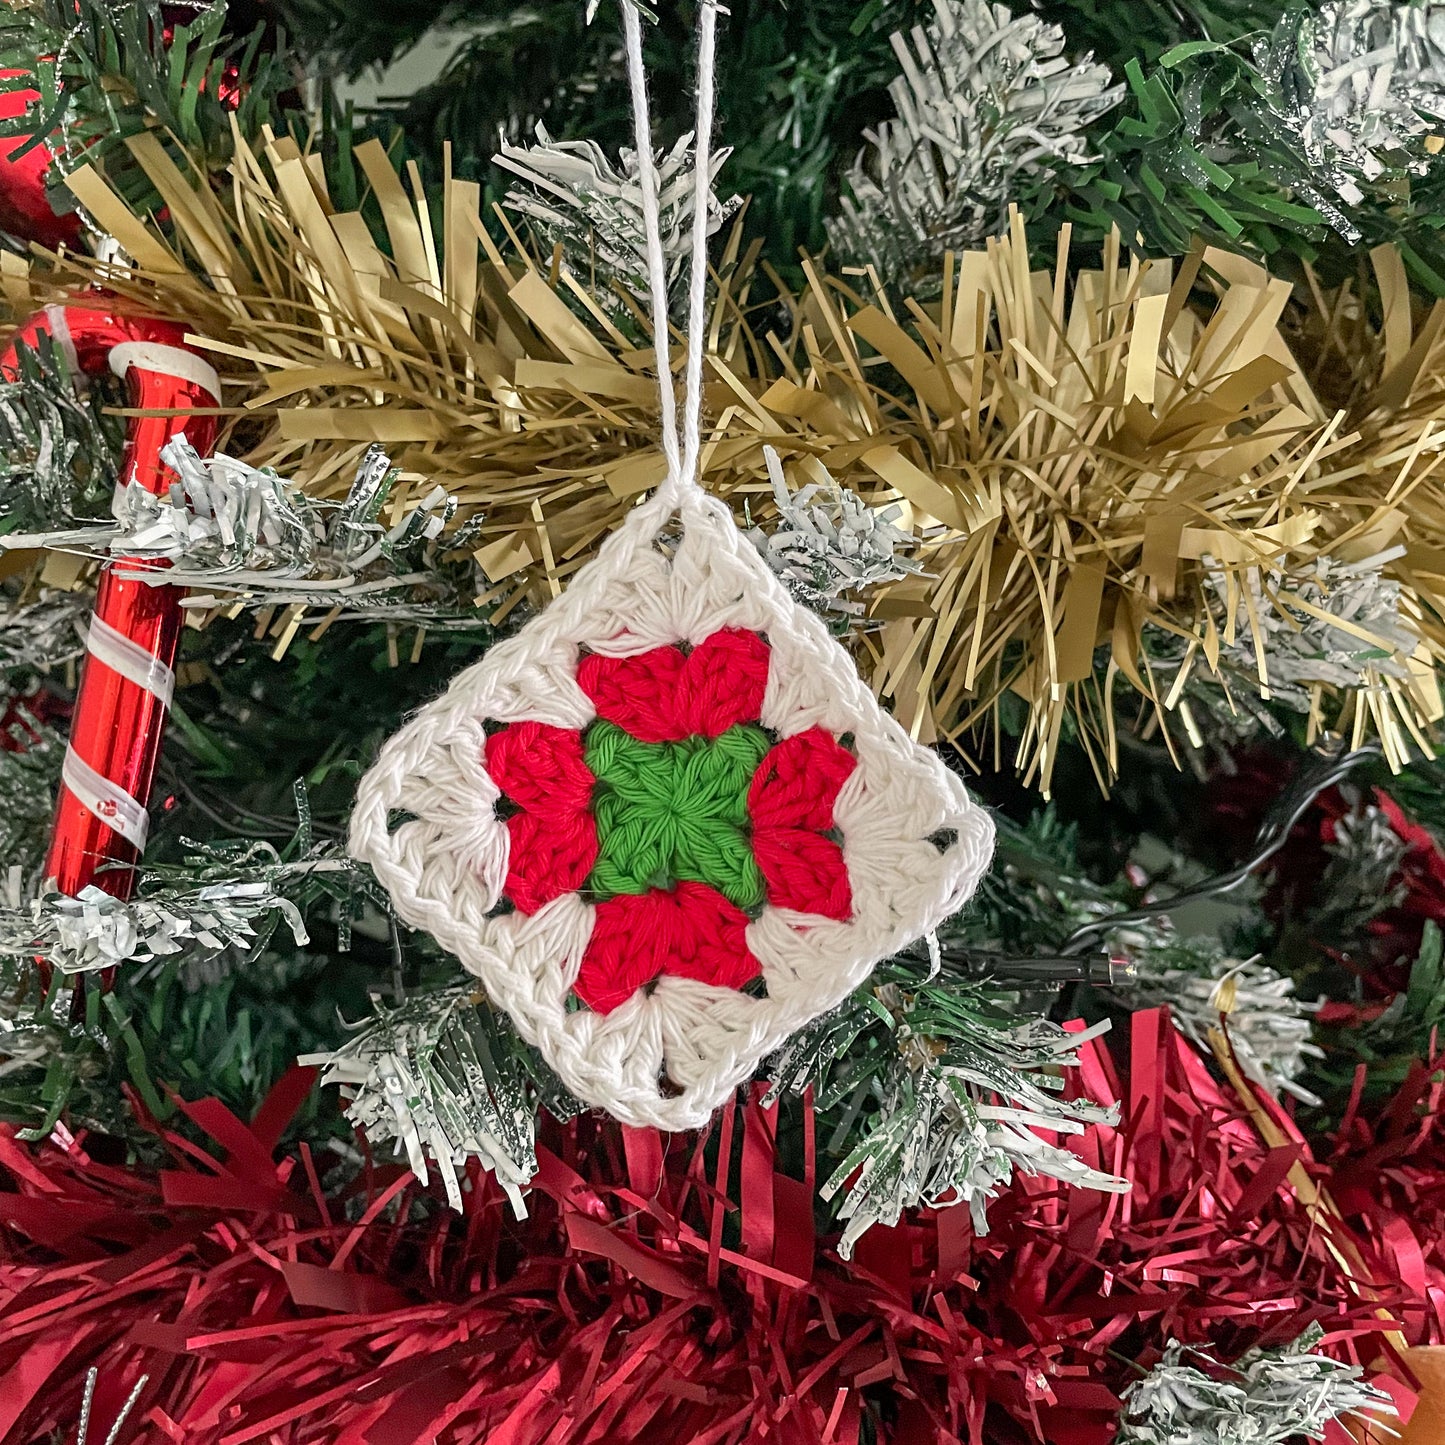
[747,446,922,625]
[829,0,1120,279]
[1261,0,1445,212]
[0,440,484,624]
[495,123,741,314]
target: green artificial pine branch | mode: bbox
[1307,918,1445,1117]
[1113,931,1324,1103]
[745,445,923,631]
[1143,556,1422,758]
[282,0,930,278]
[0,440,492,627]
[0,784,385,1149]
[0,824,379,979]
[1254,3,1445,209]
[966,808,1119,952]
[0,591,88,683]
[302,985,583,1214]
[495,124,741,318]
[1308,792,1412,947]
[268,0,1445,290]
[283,0,626,186]
[1051,4,1445,290]
[956,807,1332,1104]
[1042,45,1338,266]
[0,935,377,1151]
[829,0,1122,285]
[767,953,1127,1256]
[271,0,484,77]
[1037,0,1301,72]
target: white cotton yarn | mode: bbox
[347,0,996,1130]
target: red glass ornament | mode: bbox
[0,74,79,249]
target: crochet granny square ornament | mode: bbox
[348,0,994,1131]
[350,489,993,1129]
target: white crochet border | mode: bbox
[350,491,995,1130]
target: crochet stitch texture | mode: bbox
[350,489,996,1129]
[487,627,859,1016]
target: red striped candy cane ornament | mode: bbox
[1,302,221,898]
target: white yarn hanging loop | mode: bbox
[621,0,719,516]
[678,0,718,490]
[620,0,681,490]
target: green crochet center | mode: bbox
[583,720,770,910]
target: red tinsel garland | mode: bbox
[1329,1042,1445,1346]
[0,1012,1427,1445]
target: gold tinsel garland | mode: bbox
[9,126,1445,792]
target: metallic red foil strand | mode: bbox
[0,303,220,898]
[1328,1043,1445,1346]
[0,1012,1429,1445]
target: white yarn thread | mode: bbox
[678,0,718,492]
[620,0,682,492]
[622,0,718,510]
[347,0,997,1130]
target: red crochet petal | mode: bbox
[578,630,770,743]
[660,881,761,992]
[486,722,596,817]
[574,881,759,1013]
[577,646,687,743]
[574,894,664,1013]
[504,809,598,915]
[748,727,857,831]
[675,629,771,738]
[752,827,852,920]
